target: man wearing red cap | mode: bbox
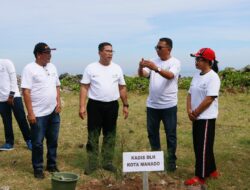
[21,42,61,179]
[185,48,220,185]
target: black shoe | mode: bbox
[102,163,117,173]
[34,169,45,179]
[167,163,177,172]
[46,166,60,173]
[84,166,97,175]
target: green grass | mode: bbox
[0,90,249,190]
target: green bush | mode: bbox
[60,69,250,93]
[124,76,149,93]
[219,70,250,89]
[60,76,80,91]
[178,77,192,90]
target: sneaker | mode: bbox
[84,165,97,175]
[209,170,219,179]
[102,163,117,173]
[0,143,14,151]
[26,140,32,150]
[46,166,60,173]
[184,176,205,186]
[34,169,45,179]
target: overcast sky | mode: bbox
[1,0,249,76]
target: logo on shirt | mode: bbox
[91,75,99,78]
[0,66,4,72]
[112,74,119,78]
[199,83,207,89]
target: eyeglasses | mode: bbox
[155,46,169,51]
[103,50,115,53]
[195,57,205,63]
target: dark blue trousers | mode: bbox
[0,97,31,145]
[147,106,177,164]
[30,110,60,170]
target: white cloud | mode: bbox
[0,0,249,74]
[1,0,249,39]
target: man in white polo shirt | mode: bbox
[21,42,61,179]
[79,42,129,175]
[0,59,32,151]
[138,38,181,172]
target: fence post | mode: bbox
[143,171,149,190]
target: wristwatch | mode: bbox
[123,104,129,108]
[156,67,162,73]
[9,91,15,97]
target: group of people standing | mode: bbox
[0,37,220,186]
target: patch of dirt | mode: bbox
[77,174,204,190]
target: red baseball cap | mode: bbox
[190,48,216,61]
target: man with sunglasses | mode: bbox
[138,38,181,172]
[21,42,61,179]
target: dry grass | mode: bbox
[0,90,249,190]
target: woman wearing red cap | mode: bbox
[185,48,221,186]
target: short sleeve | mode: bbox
[54,67,61,86]
[21,66,32,89]
[143,67,150,77]
[118,66,126,85]
[80,66,91,84]
[188,78,194,94]
[169,61,181,76]
[206,74,220,96]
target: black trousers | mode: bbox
[192,119,216,179]
[86,98,119,167]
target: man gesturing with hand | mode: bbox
[138,38,181,172]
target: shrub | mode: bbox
[60,68,250,93]
[219,70,250,89]
[124,76,149,93]
[60,75,81,91]
[178,77,192,90]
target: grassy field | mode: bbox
[0,90,249,190]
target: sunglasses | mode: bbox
[195,57,205,63]
[155,46,169,51]
[42,51,51,54]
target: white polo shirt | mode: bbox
[0,59,21,101]
[144,57,181,109]
[21,62,60,117]
[188,70,221,119]
[81,62,126,102]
